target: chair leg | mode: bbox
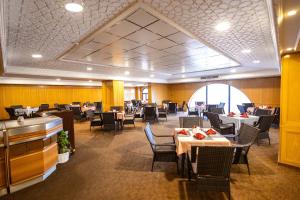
[268,136,271,145]
[245,156,250,175]
[151,154,156,172]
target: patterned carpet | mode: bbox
[2,114,300,200]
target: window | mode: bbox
[142,88,148,101]
[188,84,251,113]
[124,88,135,101]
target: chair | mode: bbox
[253,115,275,145]
[5,107,18,120]
[144,123,178,172]
[207,112,236,137]
[72,102,81,106]
[110,106,122,112]
[168,102,177,113]
[158,107,167,121]
[39,104,49,111]
[187,146,234,199]
[242,103,255,112]
[94,102,102,114]
[195,101,204,106]
[179,116,203,128]
[254,108,272,116]
[10,105,23,109]
[58,104,67,111]
[211,108,225,114]
[101,112,117,131]
[123,114,135,127]
[177,101,186,112]
[144,106,157,122]
[70,106,86,121]
[218,102,225,109]
[272,107,280,127]
[186,104,199,116]
[230,124,260,175]
[86,110,103,131]
[54,103,59,109]
[237,105,246,113]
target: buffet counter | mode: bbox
[0,116,63,195]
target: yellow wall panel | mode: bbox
[0,85,102,119]
[150,83,170,105]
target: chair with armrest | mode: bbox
[144,106,157,122]
[39,104,49,111]
[254,108,272,116]
[211,108,225,114]
[253,115,275,145]
[228,123,260,175]
[158,107,167,121]
[94,102,102,114]
[168,102,177,113]
[110,106,123,112]
[186,104,199,116]
[144,123,178,172]
[187,146,234,200]
[242,103,255,112]
[5,107,18,120]
[179,116,203,128]
[177,101,186,112]
[272,107,280,127]
[86,110,103,131]
[72,102,81,106]
[207,112,236,138]
[218,102,225,109]
[123,113,135,127]
[101,112,117,131]
[70,106,86,121]
[237,105,246,113]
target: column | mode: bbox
[102,80,124,112]
[279,53,300,167]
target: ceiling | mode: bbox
[0,0,282,85]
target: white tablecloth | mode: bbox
[219,114,259,130]
[174,128,231,155]
[14,107,39,116]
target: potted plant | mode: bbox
[57,130,70,164]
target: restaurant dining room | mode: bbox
[0,0,300,199]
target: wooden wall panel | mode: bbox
[101,80,124,111]
[150,83,170,105]
[0,85,102,119]
[279,53,300,167]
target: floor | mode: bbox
[2,114,300,200]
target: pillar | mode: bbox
[279,53,300,167]
[102,80,124,112]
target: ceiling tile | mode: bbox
[132,45,157,54]
[93,32,120,44]
[167,32,193,44]
[163,45,188,54]
[184,39,205,49]
[147,38,177,50]
[107,20,141,37]
[146,20,178,36]
[110,38,140,50]
[125,29,161,44]
[127,9,158,27]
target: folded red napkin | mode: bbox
[240,113,249,118]
[206,128,216,135]
[194,133,205,140]
[227,112,236,117]
[178,129,188,135]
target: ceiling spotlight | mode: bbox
[287,10,297,16]
[284,55,290,58]
[252,60,260,64]
[241,49,251,54]
[56,78,61,81]
[124,71,130,75]
[150,74,155,78]
[32,54,42,58]
[181,75,185,78]
[89,80,92,82]
[150,68,154,71]
[230,69,237,73]
[286,47,294,51]
[87,67,93,71]
[215,22,231,31]
[65,2,83,13]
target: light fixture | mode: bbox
[286,47,294,51]
[241,49,251,54]
[56,78,61,81]
[87,67,93,71]
[150,67,154,71]
[215,22,230,31]
[124,71,130,75]
[65,2,83,13]
[284,55,290,58]
[287,10,297,16]
[252,60,260,64]
[150,74,154,78]
[32,54,42,58]
[89,80,92,82]
[181,75,185,78]
[230,69,237,73]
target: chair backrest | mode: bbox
[181,101,186,109]
[72,102,81,106]
[5,107,16,119]
[58,104,67,110]
[242,103,255,111]
[256,115,275,132]
[206,112,221,129]
[254,109,272,116]
[237,105,246,113]
[85,109,95,120]
[168,103,177,112]
[144,123,156,152]
[179,117,203,128]
[110,106,122,112]
[10,105,23,109]
[238,124,260,149]
[211,108,225,114]
[70,106,81,115]
[102,112,115,125]
[218,102,225,109]
[195,101,204,106]
[39,104,49,110]
[207,104,218,112]
[144,106,156,121]
[192,146,234,178]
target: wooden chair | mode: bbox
[179,116,203,128]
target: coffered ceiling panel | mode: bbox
[2,0,280,83]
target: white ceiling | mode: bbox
[0,0,281,84]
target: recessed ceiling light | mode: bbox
[181,75,185,78]
[87,67,93,71]
[286,47,294,51]
[284,55,290,58]
[32,54,42,58]
[150,68,154,71]
[230,69,237,73]
[287,10,297,16]
[241,49,251,54]
[89,80,92,82]
[215,22,230,31]
[252,60,260,64]
[56,78,61,81]
[124,71,130,75]
[150,74,155,78]
[65,3,83,13]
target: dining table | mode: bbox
[219,114,259,131]
[174,127,231,176]
[14,107,39,117]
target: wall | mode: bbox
[279,53,300,167]
[150,83,170,105]
[0,85,102,119]
[168,77,281,107]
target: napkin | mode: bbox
[240,113,249,118]
[227,112,236,117]
[178,129,188,135]
[194,133,205,140]
[206,128,216,135]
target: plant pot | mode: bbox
[58,152,70,164]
